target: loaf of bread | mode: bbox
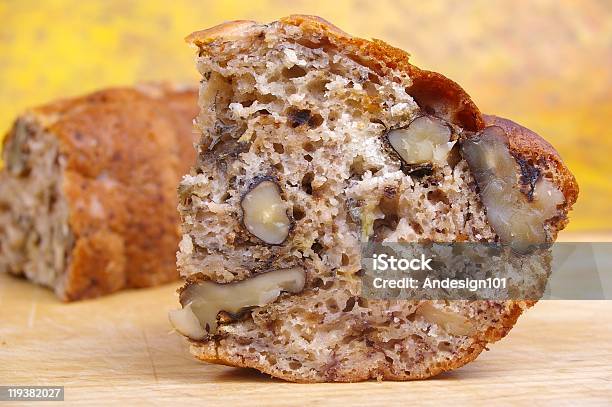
[171,16,578,382]
[0,85,198,300]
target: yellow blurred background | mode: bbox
[0,0,610,231]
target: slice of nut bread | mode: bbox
[0,85,198,300]
[174,16,578,382]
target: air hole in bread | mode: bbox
[342,296,356,312]
[356,297,369,308]
[364,81,378,97]
[289,360,303,369]
[371,186,401,240]
[311,240,324,256]
[273,143,285,154]
[349,156,366,178]
[325,298,339,312]
[301,172,314,195]
[341,253,349,266]
[427,189,449,205]
[410,221,424,234]
[308,113,324,128]
[287,108,312,128]
[303,141,316,152]
[438,341,452,353]
[349,155,382,180]
[306,78,329,97]
[293,205,306,220]
[282,65,307,79]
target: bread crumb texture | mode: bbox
[177,16,577,382]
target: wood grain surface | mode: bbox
[1,272,611,405]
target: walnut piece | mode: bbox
[241,179,291,244]
[415,302,474,336]
[461,126,565,251]
[387,115,454,166]
[169,267,306,339]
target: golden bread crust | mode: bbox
[187,15,484,131]
[190,301,528,382]
[186,20,258,45]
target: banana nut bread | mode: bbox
[171,16,578,382]
[0,85,198,300]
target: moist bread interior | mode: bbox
[0,118,72,290]
[175,17,577,382]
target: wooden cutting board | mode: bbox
[1,272,611,405]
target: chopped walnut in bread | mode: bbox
[174,15,578,382]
